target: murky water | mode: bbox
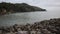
[0,9,60,26]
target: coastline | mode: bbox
[0,2,46,15]
[0,18,60,34]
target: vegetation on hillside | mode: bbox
[0,2,46,15]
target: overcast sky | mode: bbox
[0,0,60,10]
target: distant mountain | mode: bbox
[0,2,46,15]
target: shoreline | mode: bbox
[0,18,60,34]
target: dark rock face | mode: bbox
[0,18,60,34]
[0,2,46,15]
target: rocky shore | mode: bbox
[0,18,60,34]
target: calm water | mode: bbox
[0,9,60,26]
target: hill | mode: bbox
[0,2,46,15]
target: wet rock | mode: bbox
[0,18,60,34]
